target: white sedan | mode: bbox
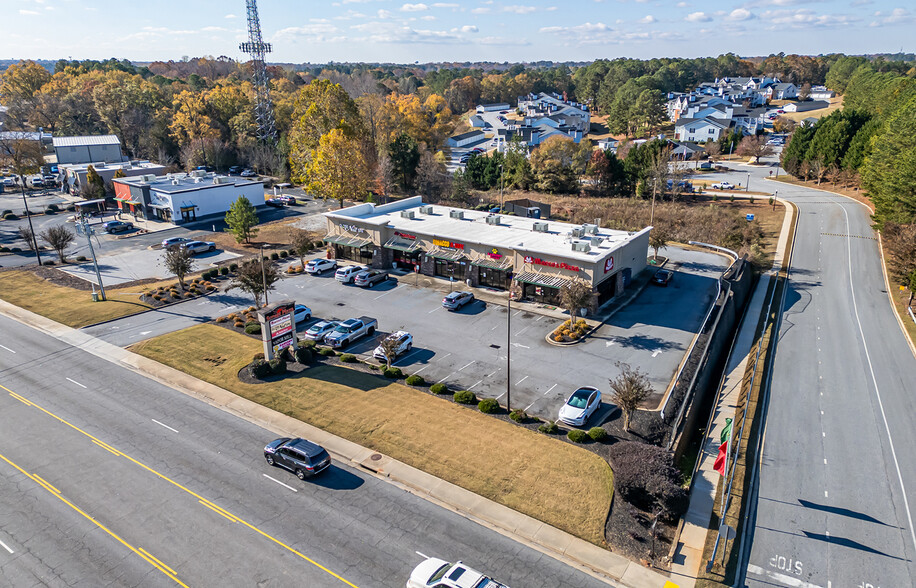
[373,331,413,363]
[558,386,602,427]
[293,304,312,323]
[305,258,337,275]
[407,558,508,588]
[180,240,216,255]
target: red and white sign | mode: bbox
[394,231,417,240]
[604,256,615,273]
[524,256,580,272]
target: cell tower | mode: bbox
[240,0,277,142]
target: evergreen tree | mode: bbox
[224,196,260,244]
[862,95,916,227]
[388,133,420,191]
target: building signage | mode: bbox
[433,238,464,250]
[487,248,503,260]
[524,256,580,272]
[341,224,365,234]
[604,256,615,274]
[394,231,417,240]
[266,304,294,353]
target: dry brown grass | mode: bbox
[131,324,615,546]
[204,217,326,255]
[0,270,152,327]
[779,95,844,123]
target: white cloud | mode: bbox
[540,21,611,34]
[727,8,754,21]
[431,2,459,7]
[19,9,40,15]
[224,13,236,19]
[274,23,345,42]
[761,8,859,27]
[639,14,656,23]
[460,25,479,32]
[503,5,537,14]
[686,11,711,22]
[378,9,393,18]
[471,7,491,14]
[400,3,429,11]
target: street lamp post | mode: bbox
[260,245,269,306]
[499,164,505,213]
[773,190,778,211]
[506,291,512,412]
[19,178,42,266]
[746,172,750,192]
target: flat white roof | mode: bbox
[53,135,121,147]
[325,196,650,264]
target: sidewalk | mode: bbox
[0,298,672,588]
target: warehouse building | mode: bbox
[323,196,650,305]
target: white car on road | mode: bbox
[407,558,508,588]
[180,240,216,255]
[293,304,312,323]
[335,265,368,284]
[558,386,602,427]
[305,258,337,275]
[711,181,735,190]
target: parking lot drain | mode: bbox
[370,453,382,461]
[336,302,345,306]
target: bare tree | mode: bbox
[798,82,812,101]
[18,226,35,252]
[704,141,721,164]
[375,330,404,370]
[736,135,774,164]
[416,150,448,202]
[559,277,596,319]
[229,257,281,307]
[825,163,841,186]
[809,157,825,185]
[288,228,312,269]
[40,225,75,263]
[798,160,811,181]
[608,362,654,432]
[0,132,44,263]
[162,246,194,290]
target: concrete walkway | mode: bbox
[0,298,672,588]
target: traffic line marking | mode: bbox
[0,383,361,588]
[514,326,531,336]
[515,375,529,386]
[457,361,474,372]
[8,392,32,406]
[92,439,121,456]
[138,548,176,575]
[263,474,298,492]
[652,350,662,358]
[0,344,15,354]
[199,499,239,523]
[0,539,13,554]
[66,377,87,389]
[746,564,823,588]
[469,380,483,390]
[152,419,179,433]
[416,551,429,559]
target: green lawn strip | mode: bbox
[0,270,152,328]
[131,324,614,546]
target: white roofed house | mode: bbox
[674,117,729,142]
[52,135,126,165]
[767,83,798,101]
[476,103,510,113]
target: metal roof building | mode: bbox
[52,135,125,165]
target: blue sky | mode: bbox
[1,0,912,64]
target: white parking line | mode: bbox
[513,310,522,317]
[515,375,529,386]
[436,373,455,384]
[416,551,429,560]
[66,377,87,389]
[263,473,298,492]
[0,539,13,554]
[469,380,483,390]
[152,419,179,433]
[651,350,662,357]
[457,361,474,372]
[514,326,531,337]
[394,350,422,366]
[544,383,558,396]
[0,344,16,354]
[374,288,397,300]
[486,369,500,378]
[427,307,441,314]
[412,365,430,375]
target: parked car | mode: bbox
[354,268,389,288]
[652,269,673,286]
[162,236,193,249]
[103,220,133,234]
[324,316,378,349]
[305,258,337,275]
[263,437,331,480]
[442,291,474,310]
[293,304,312,323]
[335,265,368,284]
[303,320,338,342]
[499,110,508,114]
[265,198,285,207]
[373,331,413,363]
[240,169,257,177]
[276,195,297,205]
[407,558,508,588]
[711,181,735,190]
[180,240,216,255]
[558,386,602,427]
[195,165,214,173]
[470,147,484,154]
[228,165,243,175]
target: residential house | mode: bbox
[809,86,836,100]
[670,142,706,160]
[674,117,729,142]
[782,100,828,113]
[596,138,619,153]
[517,92,590,133]
[469,115,487,128]
[768,83,798,101]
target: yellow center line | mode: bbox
[139,547,177,575]
[0,452,189,588]
[2,384,360,588]
[199,500,239,523]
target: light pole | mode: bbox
[18,175,42,266]
[78,216,106,301]
[260,245,269,306]
[773,190,778,211]
[499,163,505,213]
[506,290,512,412]
[746,172,750,192]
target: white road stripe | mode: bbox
[544,383,558,396]
[393,350,422,366]
[489,325,499,331]
[514,326,531,336]
[746,564,823,588]
[374,288,396,300]
[469,380,483,390]
[416,551,429,560]
[151,419,179,433]
[66,377,87,389]
[262,474,298,492]
[516,375,529,386]
[651,350,662,358]
[427,307,441,314]
[437,373,455,384]
[457,361,474,371]
[0,539,13,554]
[412,365,430,375]
[486,369,500,378]
[0,344,16,354]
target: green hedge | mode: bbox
[318,348,336,356]
[567,429,589,443]
[383,367,403,379]
[454,390,476,405]
[477,398,499,413]
[405,374,426,386]
[429,383,448,394]
[269,358,287,374]
[248,359,271,379]
[588,427,608,442]
[294,347,312,364]
[340,353,357,363]
[244,322,261,335]
[538,421,559,434]
[509,409,528,423]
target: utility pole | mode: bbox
[19,177,42,266]
[78,216,106,301]
[773,190,778,211]
[259,245,269,306]
[499,163,505,213]
[746,172,750,192]
[506,293,511,412]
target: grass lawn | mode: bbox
[0,270,152,328]
[131,324,615,546]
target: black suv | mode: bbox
[264,437,331,479]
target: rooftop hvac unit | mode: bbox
[570,227,585,238]
[193,177,203,183]
[190,169,206,178]
[400,210,416,220]
[572,241,591,253]
[419,205,433,214]
[449,210,464,220]
[582,223,599,235]
[213,176,229,184]
[171,179,180,185]
[485,214,501,225]
[532,221,549,233]
[141,174,157,182]
[590,236,604,247]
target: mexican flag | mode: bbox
[714,418,733,476]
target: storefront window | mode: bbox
[335,244,372,263]
[391,250,421,269]
[478,268,513,290]
[434,258,467,281]
[522,283,561,305]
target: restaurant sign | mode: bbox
[341,224,365,234]
[487,248,503,259]
[394,231,417,240]
[524,256,580,272]
[433,238,464,250]
[603,256,615,273]
[265,302,295,358]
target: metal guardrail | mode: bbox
[909,305,916,326]
[688,241,739,262]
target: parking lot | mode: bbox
[87,246,728,426]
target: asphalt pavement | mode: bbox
[0,313,618,588]
[704,161,916,587]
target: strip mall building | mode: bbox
[323,196,651,306]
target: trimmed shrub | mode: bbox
[477,398,499,413]
[453,390,476,405]
[244,322,261,335]
[405,374,426,386]
[4,213,19,220]
[383,366,403,379]
[318,347,336,356]
[0,246,8,252]
[248,359,271,379]
[229,263,238,272]
[47,203,60,212]
[299,339,316,349]
[368,364,379,371]
[214,316,227,323]
[429,382,449,394]
[567,429,589,443]
[42,260,55,266]
[588,427,608,442]
[280,250,288,257]
[253,353,265,361]
[1,209,13,216]
[538,420,560,434]
[339,353,357,363]
[608,442,689,521]
[268,357,287,374]
[509,409,528,423]
[233,321,244,328]
[270,252,279,260]
[294,346,312,364]
[66,205,76,212]
[220,266,229,275]
[44,207,57,215]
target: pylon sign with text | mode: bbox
[257,300,298,360]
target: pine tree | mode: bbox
[224,196,260,244]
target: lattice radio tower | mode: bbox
[240,0,277,142]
